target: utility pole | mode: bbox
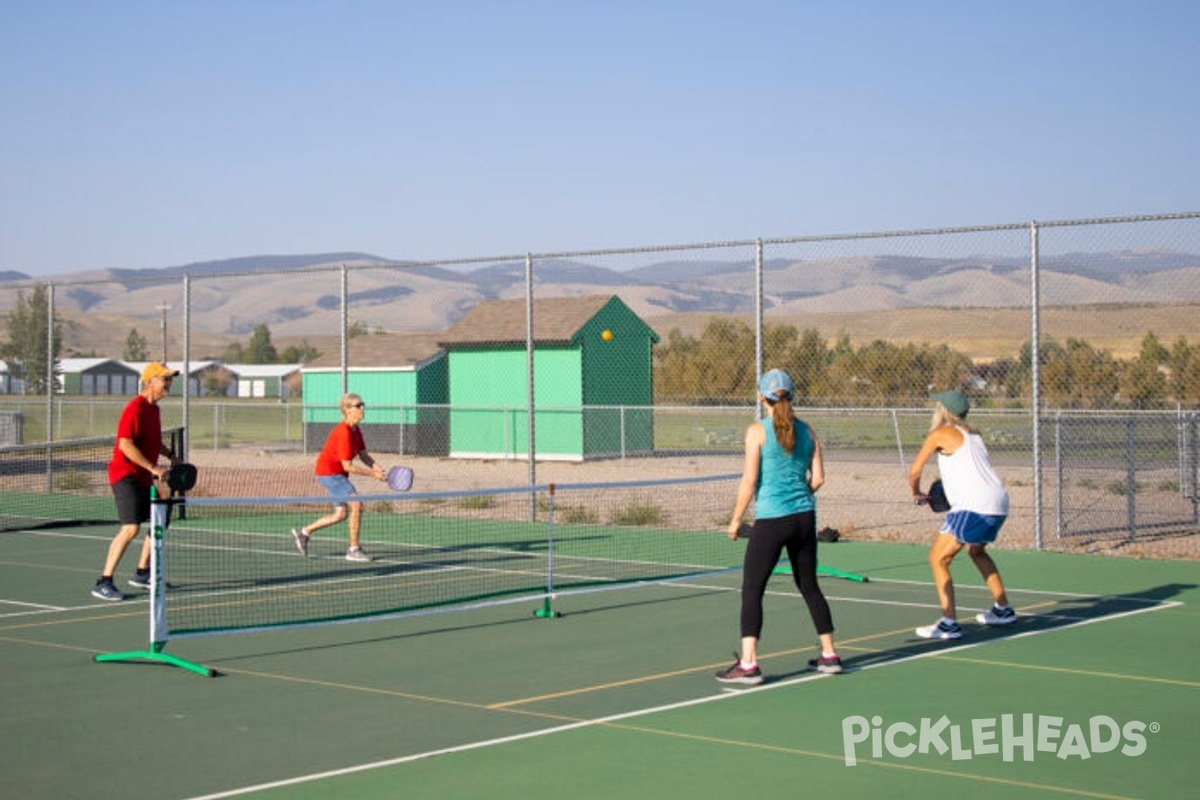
[156,302,170,362]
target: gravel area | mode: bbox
[187,445,1200,562]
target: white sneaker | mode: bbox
[916,619,963,639]
[346,547,374,562]
[976,605,1017,625]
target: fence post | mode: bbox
[890,408,906,477]
[620,405,627,465]
[1030,221,1044,550]
[44,282,55,493]
[1054,412,1063,539]
[525,253,536,519]
[754,239,763,386]
[1126,417,1137,542]
[340,263,348,395]
[182,274,190,458]
[1190,413,1199,524]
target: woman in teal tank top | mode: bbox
[716,369,842,685]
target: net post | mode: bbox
[149,487,166,647]
[93,488,218,677]
[533,483,561,618]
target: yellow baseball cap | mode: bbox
[141,362,180,382]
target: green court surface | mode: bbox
[1,524,1196,800]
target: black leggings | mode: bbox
[740,511,834,639]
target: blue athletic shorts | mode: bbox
[317,474,357,506]
[940,510,1006,545]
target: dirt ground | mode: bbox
[187,445,1200,562]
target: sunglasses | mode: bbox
[347,402,365,409]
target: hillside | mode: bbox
[2,250,1198,362]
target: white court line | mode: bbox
[179,588,1184,800]
[0,599,67,617]
[668,576,1174,614]
[864,575,1159,600]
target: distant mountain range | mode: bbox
[2,250,1198,344]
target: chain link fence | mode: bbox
[2,212,1199,556]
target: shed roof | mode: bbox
[122,360,219,376]
[439,294,619,346]
[59,357,133,373]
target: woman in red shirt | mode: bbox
[291,393,386,562]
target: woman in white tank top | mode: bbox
[907,390,1017,640]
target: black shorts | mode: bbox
[112,477,152,526]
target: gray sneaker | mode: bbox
[291,528,310,556]
[345,547,373,563]
[128,572,151,589]
[91,580,124,602]
[808,654,844,674]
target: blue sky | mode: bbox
[2,0,1197,276]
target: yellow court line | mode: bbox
[485,599,1082,709]
[0,630,588,725]
[596,723,1148,800]
[212,666,586,724]
[940,654,1200,689]
[0,559,100,574]
[0,609,145,631]
[487,662,744,709]
[186,662,1150,800]
[0,607,1165,800]
[0,635,109,655]
[486,628,915,709]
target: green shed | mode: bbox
[439,294,658,461]
[225,363,302,398]
[300,333,447,456]
[57,358,140,396]
[122,361,219,397]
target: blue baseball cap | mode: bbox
[758,369,794,400]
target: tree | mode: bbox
[1169,337,1200,405]
[1138,332,1169,366]
[244,324,278,364]
[1039,338,1120,409]
[203,370,233,397]
[1119,332,1169,409]
[652,320,754,404]
[220,341,244,363]
[123,327,150,361]
[280,341,322,364]
[1,283,62,395]
[789,328,830,403]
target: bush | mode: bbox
[456,494,496,510]
[54,468,90,491]
[609,498,664,526]
[560,504,599,525]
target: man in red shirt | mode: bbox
[292,393,386,561]
[91,362,179,601]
